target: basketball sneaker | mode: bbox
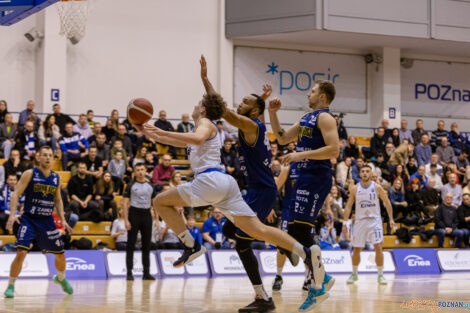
[173,240,206,268]
[238,297,275,313]
[302,277,311,291]
[378,275,387,285]
[53,275,74,295]
[272,275,283,291]
[323,273,336,291]
[346,273,358,284]
[298,285,329,312]
[4,284,14,298]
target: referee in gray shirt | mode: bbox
[122,163,159,280]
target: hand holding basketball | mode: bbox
[127,98,154,126]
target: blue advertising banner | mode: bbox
[48,250,107,280]
[393,249,440,275]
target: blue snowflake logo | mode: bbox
[266,62,278,75]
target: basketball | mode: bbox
[127,98,153,125]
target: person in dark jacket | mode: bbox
[421,179,440,217]
[344,136,359,159]
[370,127,387,157]
[3,149,27,179]
[153,110,176,157]
[405,178,424,218]
[457,193,470,247]
[0,113,17,159]
[435,193,466,248]
[49,104,75,135]
[220,139,240,178]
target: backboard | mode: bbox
[0,0,59,26]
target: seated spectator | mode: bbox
[221,138,239,178]
[87,110,95,130]
[283,142,296,155]
[392,164,408,187]
[154,218,184,250]
[415,133,432,166]
[388,128,401,147]
[454,151,470,183]
[370,127,387,157]
[411,119,426,146]
[18,100,40,129]
[87,122,102,144]
[344,136,359,159]
[139,135,157,156]
[111,124,133,159]
[389,178,407,219]
[270,141,281,161]
[14,120,37,161]
[215,120,228,148]
[421,179,440,217]
[111,207,127,251]
[431,120,448,152]
[83,146,103,181]
[406,156,418,177]
[177,113,194,133]
[144,152,158,176]
[110,139,130,168]
[187,216,203,246]
[427,164,443,191]
[435,193,467,248]
[94,133,110,167]
[318,214,340,250]
[59,122,89,171]
[457,193,470,248]
[61,188,79,230]
[436,137,455,167]
[68,162,102,222]
[73,113,93,140]
[202,208,231,250]
[152,154,175,186]
[154,110,176,157]
[409,165,428,189]
[94,171,117,220]
[102,119,116,142]
[399,120,413,144]
[441,173,462,207]
[405,178,424,219]
[449,122,468,155]
[38,115,60,156]
[50,103,75,135]
[336,157,352,188]
[0,100,8,124]
[0,113,17,159]
[351,157,364,184]
[169,171,183,188]
[132,146,147,168]
[3,149,27,179]
[108,151,128,194]
[0,174,24,234]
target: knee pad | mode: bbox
[291,222,314,247]
[222,220,237,240]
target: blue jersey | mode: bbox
[282,162,300,209]
[23,168,59,217]
[296,109,332,172]
[238,118,276,189]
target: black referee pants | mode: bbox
[126,207,152,274]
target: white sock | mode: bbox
[58,271,66,281]
[352,266,358,275]
[377,266,383,276]
[292,242,306,260]
[253,284,269,301]
[276,267,283,276]
[8,277,16,286]
[178,230,195,248]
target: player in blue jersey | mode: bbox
[269,80,340,311]
[4,146,73,298]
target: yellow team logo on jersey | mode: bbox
[34,184,57,197]
[299,126,313,141]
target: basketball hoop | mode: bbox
[56,0,90,45]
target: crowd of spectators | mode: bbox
[0,98,470,251]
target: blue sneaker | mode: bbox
[298,285,329,312]
[323,273,335,291]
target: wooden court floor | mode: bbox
[1,273,470,313]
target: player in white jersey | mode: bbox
[343,165,395,285]
[135,87,324,306]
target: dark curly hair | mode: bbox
[202,93,225,121]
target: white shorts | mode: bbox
[351,218,383,248]
[177,171,256,221]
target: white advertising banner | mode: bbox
[358,251,395,273]
[234,47,367,112]
[158,251,209,276]
[258,251,305,274]
[437,250,470,271]
[401,60,470,118]
[0,253,50,278]
[106,252,158,276]
[210,251,246,275]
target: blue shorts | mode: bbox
[235,186,277,240]
[15,214,64,254]
[291,169,332,226]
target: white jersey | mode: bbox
[355,181,381,220]
[187,123,224,175]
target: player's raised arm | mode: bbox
[343,184,356,222]
[142,118,213,146]
[268,98,300,145]
[377,184,395,229]
[200,55,217,96]
[6,170,33,231]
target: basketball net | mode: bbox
[56,0,90,45]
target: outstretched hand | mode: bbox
[200,55,208,80]
[268,97,282,112]
[261,84,272,100]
